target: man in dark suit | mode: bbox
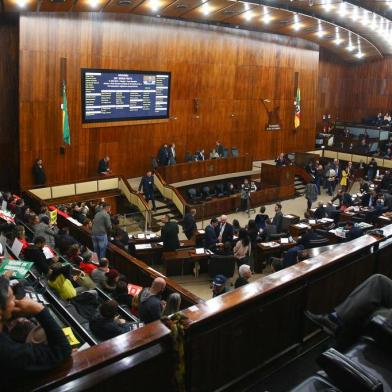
[158,144,170,166]
[196,149,206,161]
[24,236,54,275]
[215,215,233,243]
[205,217,220,250]
[344,221,362,241]
[272,203,283,233]
[361,190,377,208]
[215,141,224,158]
[138,171,156,210]
[97,156,111,175]
[32,158,46,186]
[161,215,180,251]
[306,274,392,336]
[183,208,197,240]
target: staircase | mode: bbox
[294,175,306,196]
[150,191,183,230]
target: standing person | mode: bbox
[305,180,318,210]
[158,144,170,166]
[215,141,224,158]
[240,179,251,211]
[138,171,156,211]
[0,276,72,385]
[367,158,378,181]
[91,203,112,260]
[215,215,233,244]
[325,165,336,196]
[169,143,176,165]
[340,165,349,192]
[204,217,220,250]
[97,156,111,175]
[161,215,180,251]
[332,159,341,190]
[32,158,46,186]
[255,206,269,232]
[182,208,197,240]
[272,203,284,233]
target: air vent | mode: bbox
[176,3,188,9]
[223,9,237,14]
[117,0,132,5]
[50,0,66,3]
[279,20,289,24]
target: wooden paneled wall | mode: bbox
[19,13,319,188]
[0,16,19,191]
[317,49,347,129]
[318,49,392,125]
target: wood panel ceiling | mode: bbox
[2,0,392,62]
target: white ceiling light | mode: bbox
[339,2,347,17]
[323,0,332,13]
[351,7,359,22]
[361,10,369,26]
[149,0,159,12]
[317,20,324,38]
[334,27,343,45]
[262,6,271,24]
[346,32,355,51]
[202,2,210,16]
[293,13,301,31]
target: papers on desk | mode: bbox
[195,248,205,255]
[380,215,391,220]
[329,229,346,238]
[295,223,310,229]
[309,219,316,225]
[157,242,164,246]
[135,243,152,250]
[11,238,23,258]
[198,230,205,234]
[146,233,157,239]
[284,214,296,219]
[357,222,373,229]
[280,238,289,244]
[67,217,82,226]
[318,218,334,223]
[136,233,145,239]
[127,283,143,297]
[262,242,280,248]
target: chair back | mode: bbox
[208,254,236,279]
[231,147,239,157]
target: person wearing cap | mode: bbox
[0,276,71,385]
[90,299,131,341]
[211,275,228,297]
[138,277,166,324]
[235,265,252,289]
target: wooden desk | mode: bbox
[157,155,252,184]
[289,218,335,237]
[162,249,210,276]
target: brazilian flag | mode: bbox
[62,82,71,145]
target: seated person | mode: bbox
[384,147,392,159]
[233,229,250,266]
[15,225,29,255]
[271,244,305,271]
[234,264,252,288]
[89,299,131,341]
[91,258,118,292]
[162,293,181,317]
[214,241,233,256]
[138,277,166,324]
[33,215,58,250]
[211,275,228,298]
[0,276,71,384]
[313,202,327,219]
[297,228,325,249]
[47,263,81,301]
[344,221,362,241]
[79,251,98,275]
[225,182,236,195]
[113,280,133,309]
[55,227,78,255]
[111,216,129,248]
[275,153,286,167]
[196,149,206,161]
[24,236,54,275]
[232,219,241,236]
[305,274,392,337]
[255,206,269,232]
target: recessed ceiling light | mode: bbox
[17,0,27,7]
[149,0,159,12]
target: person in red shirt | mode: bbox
[79,251,97,275]
[16,225,29,255]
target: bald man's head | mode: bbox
[220,215,228,223]
[150,277,166,295]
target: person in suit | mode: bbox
[32,158,46,186]
[215,215,233,244]
[361,190,377,208]
[305,180,318,210]
[215,141,224,158]
[272,203,283,233]
[168,143,176,165]
[255,206,269,232]
[313,201,327,219]
[161,215,180,251]
[182,208,197,240]
[204,217,220,250]
[138,171,156,210]
[305,274,392,336]
[97,156,111,175]
[158,144,170,166]
[196,149,206,161]
[344,221,362,241]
